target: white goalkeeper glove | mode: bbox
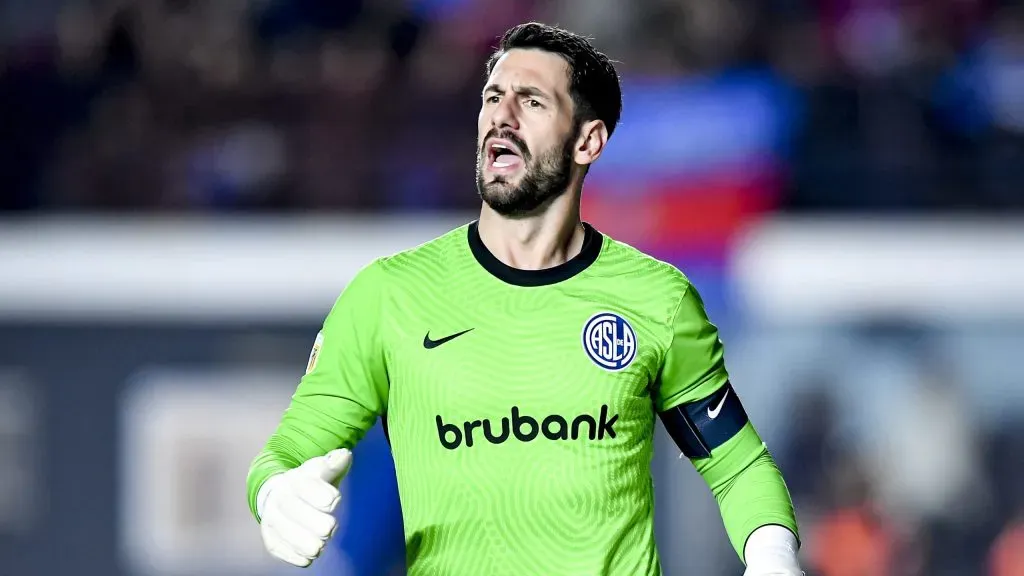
[743,524,804,576]
[256,448,353,568]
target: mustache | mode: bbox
[481,129,531,160]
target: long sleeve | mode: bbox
[654,279,799,561]
[246,259,391,522]
[694,424,799,561]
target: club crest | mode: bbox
[582,312,637,371]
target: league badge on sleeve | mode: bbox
[582,312,637,371]
[306,331,324,375]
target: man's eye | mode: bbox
[526,99,542,108]
[486,95,500,104]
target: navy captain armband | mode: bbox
[659,381,748,459]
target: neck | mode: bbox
[477,192,585,271]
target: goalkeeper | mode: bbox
[248,22,802,576]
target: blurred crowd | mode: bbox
[769,321,1024,576]
[1,0,1022,213]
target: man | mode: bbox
[248,22,802,576]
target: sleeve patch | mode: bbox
[305,331,324,375]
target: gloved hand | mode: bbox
[743,524,804,576]
[256,448,353,567]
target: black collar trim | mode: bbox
[467,220,603,287]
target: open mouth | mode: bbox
[486,139,524,172]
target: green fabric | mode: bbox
[247,223,797,574]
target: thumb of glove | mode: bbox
[301,448,352,485]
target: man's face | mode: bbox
[476,49,579,217]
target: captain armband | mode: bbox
[658,381,748,459]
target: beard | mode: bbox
[475,128,576,218]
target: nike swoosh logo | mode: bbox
[707,389,730,419]
[423,328,474,349]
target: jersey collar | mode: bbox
[467,220,603,287]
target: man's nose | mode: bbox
[490,97,519,131]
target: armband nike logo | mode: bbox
[707,389,730,419]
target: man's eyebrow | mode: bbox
[482,83,552,100]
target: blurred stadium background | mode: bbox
[1,1,1023,575]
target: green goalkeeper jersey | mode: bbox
[248,221,797,575]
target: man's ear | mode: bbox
[573,119,609,166]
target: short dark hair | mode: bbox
[485,22,622,137]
